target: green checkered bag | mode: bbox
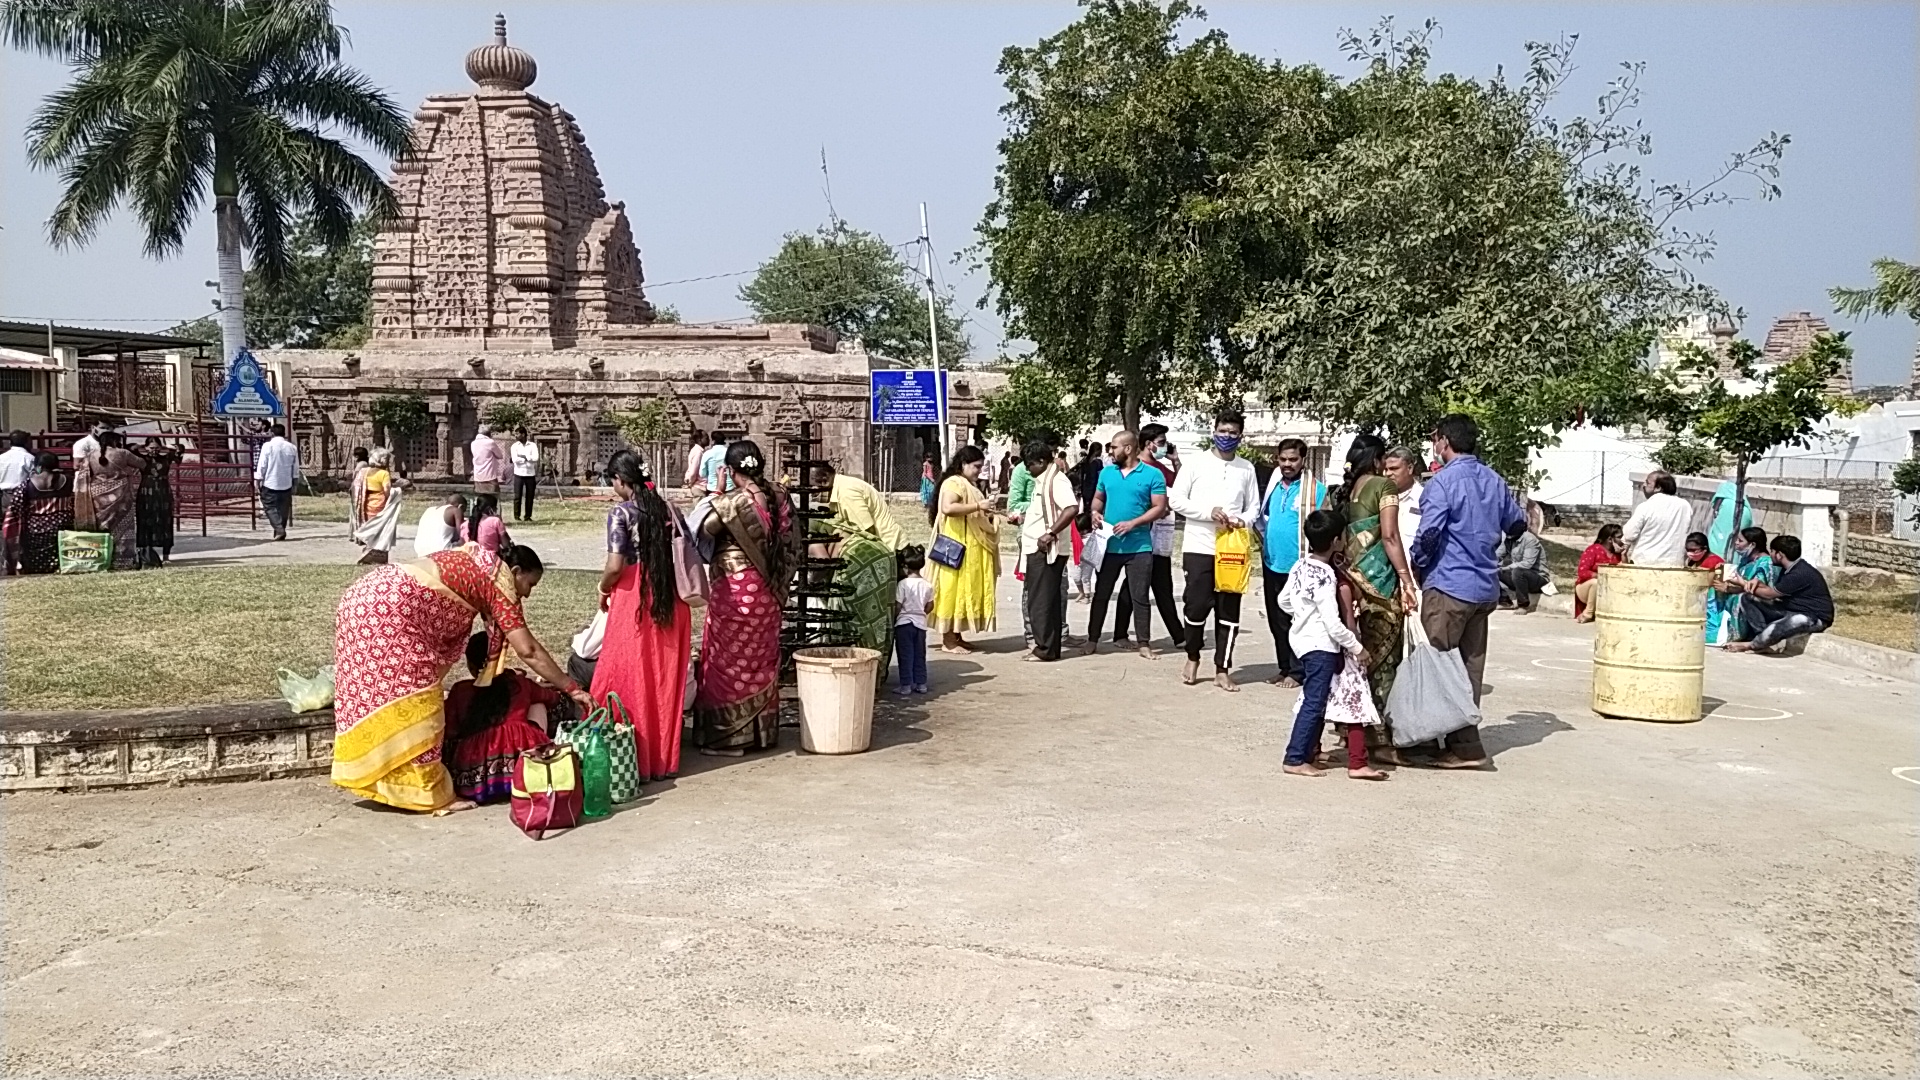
[558,696,642,804]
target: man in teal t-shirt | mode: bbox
[1085,431,1167,656]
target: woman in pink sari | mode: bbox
[693,440,798,757]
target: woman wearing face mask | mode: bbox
[1165,410,1262,691]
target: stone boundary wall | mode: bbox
[1844,534,1920,576]
[1792,477,1898,531]
[0,702,335,793]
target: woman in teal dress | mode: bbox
[1710,527,1777,645]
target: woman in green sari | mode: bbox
[1323,435,1419,763]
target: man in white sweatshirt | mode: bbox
[1167,409,1263,691]
[1622,469,1693,567]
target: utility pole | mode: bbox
[919,202,948,468]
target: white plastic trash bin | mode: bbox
[792,646,881,754]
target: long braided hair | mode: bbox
[606,449,678,628]
[1326,433,1387,519]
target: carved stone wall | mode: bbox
[372,19,653,347]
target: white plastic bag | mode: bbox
[277,665,336,713]
[1081,524,1110,569]
[571,609,607,661]
[1387,615,1479,747]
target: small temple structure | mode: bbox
[1759,310,1852,394]
[280,16,987,486]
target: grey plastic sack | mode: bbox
[1388,616,1479,747]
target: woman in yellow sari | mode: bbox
[928,445,1001,653]
[331,542,591,812]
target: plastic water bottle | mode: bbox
[578,725,612,819]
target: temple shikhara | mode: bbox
[281,16,986,486]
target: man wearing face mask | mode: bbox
[1254,438,1325,688]
[1167,410,1263,691]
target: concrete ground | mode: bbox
[168,515,612,570]
[4,580,1915,1077]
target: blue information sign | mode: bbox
[212,347,284,418]
[869,369,948,425]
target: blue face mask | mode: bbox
[1213,434,1242,455]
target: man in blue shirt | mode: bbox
[697,434,732,494]
[1256,438,1324,688]
[1408,414,1528,769]
[1084,431,1167,658]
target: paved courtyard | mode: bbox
[4,580,1915,1077]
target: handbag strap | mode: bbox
[1404,607,1430,653]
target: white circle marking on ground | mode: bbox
[1531,657,1594,673]
[1703,703,1795,722]
[1892,767,1920,786]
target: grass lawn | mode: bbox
[293,491,615,528]
[2,565,609,711]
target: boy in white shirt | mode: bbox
[1278,510,1386,780]
[893,546,936,695]
[1166,409,1261,690]
[509,427,540,522]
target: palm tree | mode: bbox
[4,0,411,366]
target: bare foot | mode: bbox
[1181,660,1200,685]
[1725,641,1756,654]
[1372,748,1410,768]
[1574,612,1595,624]
[1432,752,1489,770]
[1138,646,1156,660]
[1213,671,1238,693]
[1266,674,1300,688]
[1283,762,1325,777]
[1347,766,1390,781]
[1080,640,1099,657]
[432,799,479,815]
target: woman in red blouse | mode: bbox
[1573,523,1624,623]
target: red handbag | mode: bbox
[510,744,584,840]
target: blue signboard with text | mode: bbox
[212,347,283,418]
[868,369,948,425]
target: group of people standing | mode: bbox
[0,425,182,574]
[997,411,1525,776]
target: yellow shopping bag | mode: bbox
[1214,526,1254,594]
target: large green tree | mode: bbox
[739,222,968,363]
[6,0,410,366]
[983,359,1097,442]
[1236,21,1789,479]
[978,0,1338,430]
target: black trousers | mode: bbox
[513,475,538,520]
[1115,552,1183,645]
[1182,552,1244,671]
[259,485,293,538]
[1498,566,1548,606]
[1261,567,1303,681]
[1025,553,1070,660]
[1087,550,1153,644]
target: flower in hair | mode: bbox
[740,454,760,470]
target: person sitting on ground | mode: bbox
[442,631,559,805]
[1279,510,1385,781]
[1622,470,1692,567]
[1727,535,1833,654]
[414,493,469,559]
[1710,526,1776,643]
[1497,526,1549,612]
[1573,523,1624,623]
[465,492,510,554]
[811,460,907,661]
[1687,530,1730,644]
[1684,531,1724,572]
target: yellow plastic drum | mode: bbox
[1590,564,1714,722]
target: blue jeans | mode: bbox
[1284,650,1343,766]
[894,623,928,688]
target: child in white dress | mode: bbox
[1277,511,1388,780]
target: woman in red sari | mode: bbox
[331,543,590,812]
[1573,523,1624,623]
[591,450,693,782]
[692,440,798,756]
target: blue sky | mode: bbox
[2,2,1913,385]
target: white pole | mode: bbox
[919,202,948,469]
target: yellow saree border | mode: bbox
[331,685,452,811]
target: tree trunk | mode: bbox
[1121,389,1141,435]
[216,195,246,365]
[1727,456,1749,562]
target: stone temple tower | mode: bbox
[370,14,655,347]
